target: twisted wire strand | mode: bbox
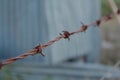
[0,9,120,69]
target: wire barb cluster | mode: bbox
[60,31,71,40]
[117,9,120,14]
[34,44,44,56]
[0,9,120,69]
[0,62,3,69]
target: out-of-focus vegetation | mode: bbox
[101,0,120,16]
[0,65,24,80]
[101,0,120,65]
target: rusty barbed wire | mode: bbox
[0,9,120,69]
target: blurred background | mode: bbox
[0,0,120,80]
[101,0,120,65]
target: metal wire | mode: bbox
[0,9,120,69]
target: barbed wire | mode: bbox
[0,9,120,69]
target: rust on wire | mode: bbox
[0,62,3,69]
[34,44,44,56]
[79,21,88,32]
[80,25,88,32]
[104,15,112,21]
[0,8,120,69]
[117,9,120,14]
[59,31,71,40]
[96,19,101,26]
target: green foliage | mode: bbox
[2,65,13,80]
[101,0,120,16]
[0,65,24,80]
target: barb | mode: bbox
[108,0,120,24]
[0,8,120,69]
[59,31,71,40]
[34,44,44,56]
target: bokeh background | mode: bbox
[0,0,120,80]
[101,0,120,65]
